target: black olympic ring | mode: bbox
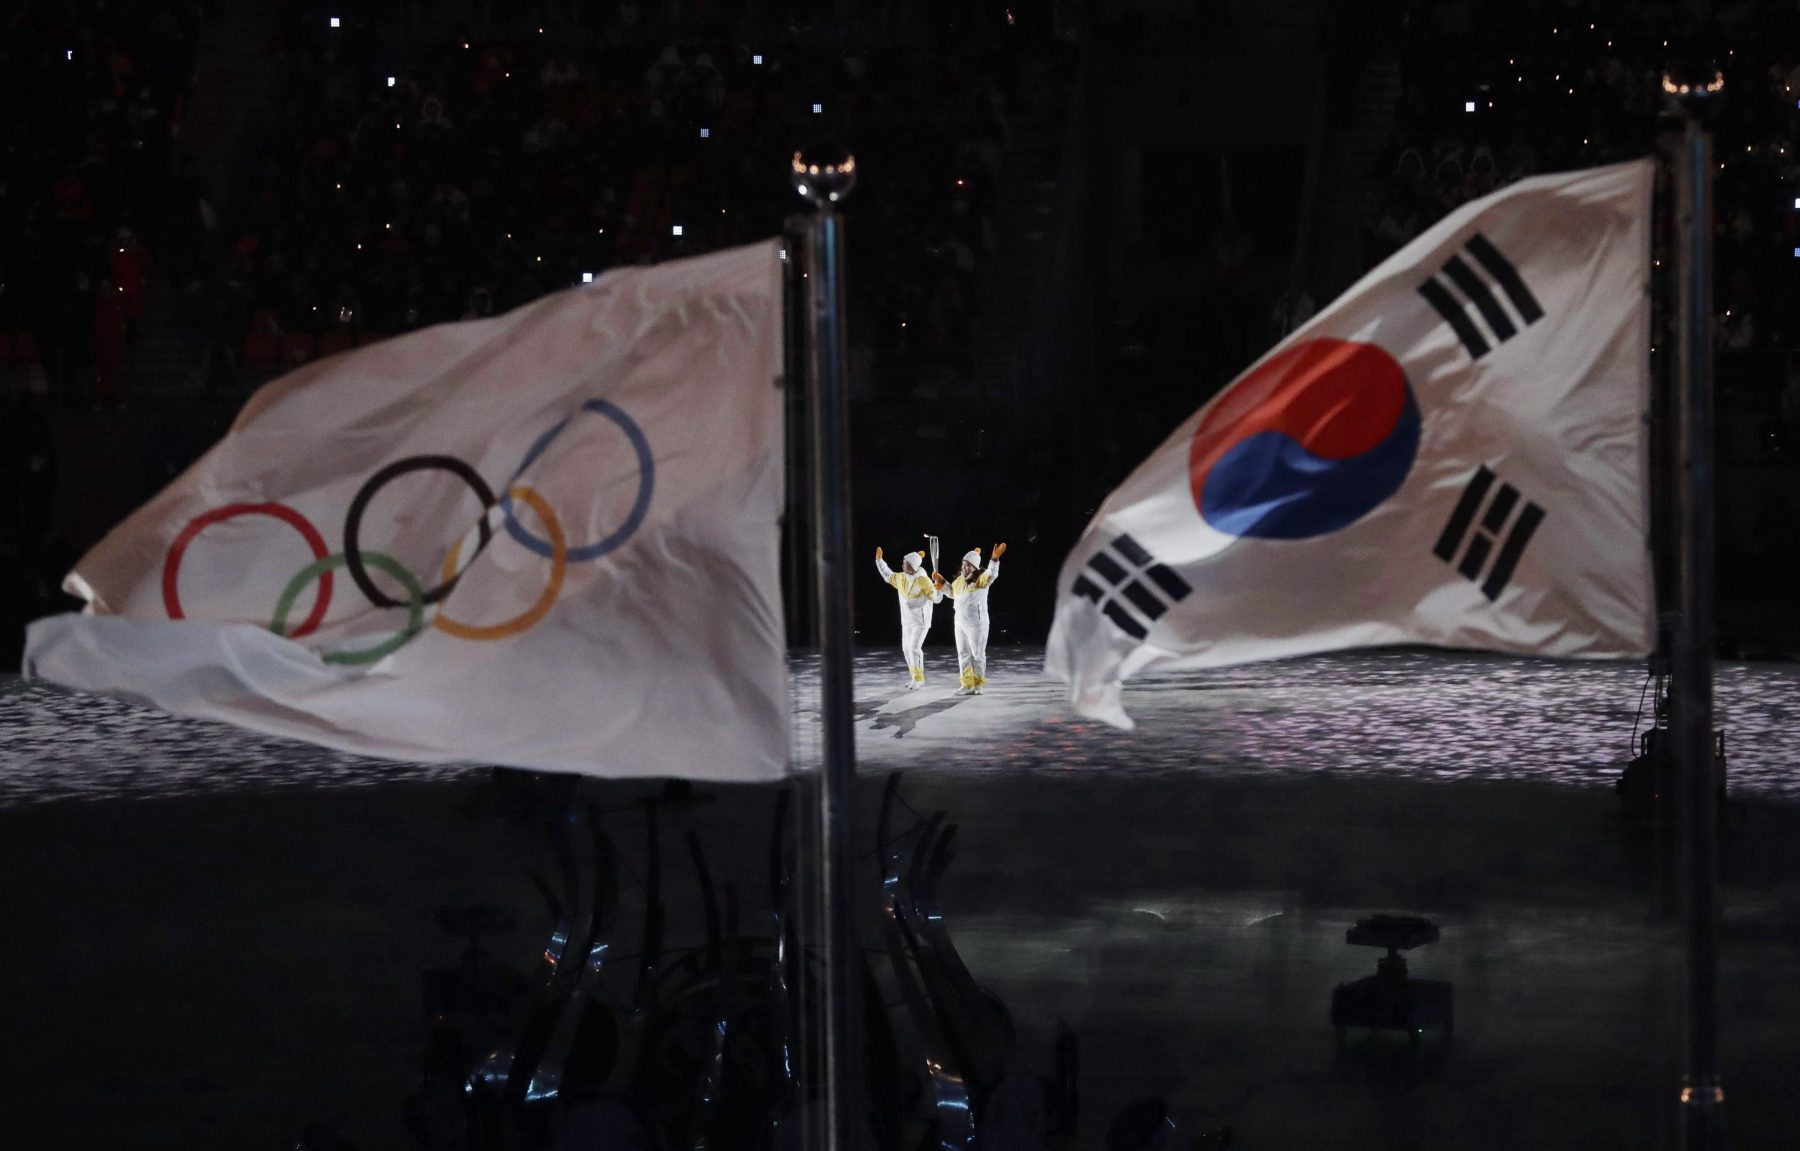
[342,455,497,609]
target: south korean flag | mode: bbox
[1049,159,1654,727]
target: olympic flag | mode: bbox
[1048,159,1654,727]
[26,240,791,780]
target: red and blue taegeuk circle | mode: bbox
[1188,338,1419,539]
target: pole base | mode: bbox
[1679,1077,1726,1150]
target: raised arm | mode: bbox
[977,542,1006,588]
[875,547,896,584]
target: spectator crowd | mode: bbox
[1,0,200,405]
[1370,0,1800,377]
[2,0,205,666]
[184,1,1021,395]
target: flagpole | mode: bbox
[793,144,865,1151]
[1664,63,1725,1151]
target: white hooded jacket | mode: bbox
[876,551,941,623]
[947,548,999,625]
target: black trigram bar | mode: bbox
[1442,254,1516,342]
[1433,465,1546,601]
[1466,233,1544,323]
[1103,600,1148,639]
[1112,534,1153,567]
[1432,466,1496,561]
[1480,504,1544,601]
[1143,562,1192,601]
[1418,278,1490,360]
[1457,483,1519,581]
[1088,550,1129,586]
[1417,232,1543,361]
[1076,533,1192,638]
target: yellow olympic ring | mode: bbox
[432,485,567,641]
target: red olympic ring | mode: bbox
[163,503,334,638]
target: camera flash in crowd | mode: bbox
[672,225,684,237]
[753,54,763,65]
[387,76,396,88]
[813,103,823,114]
[1464,100,1475,112]
[700,127,710,138]
[581,272,594,284]
[329,16,340,28]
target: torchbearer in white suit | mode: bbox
[946,543,1005,694]
[875,546,942,688]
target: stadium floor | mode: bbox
[3,648,1798,1147]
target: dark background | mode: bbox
[1,0,1797,663]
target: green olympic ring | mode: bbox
[271,551,425,666]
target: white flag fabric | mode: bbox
[1047,159,1654,727]
[26,240,790,780]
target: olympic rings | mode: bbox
[343,455,496,608]
[433,485,567,641]
[160,397,652,662]
[163,502,333,639]
[502,399,654,562]
[271,551,425,666]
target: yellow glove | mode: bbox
[992,542,1007,559]
[875,546,883,560]
[932,572,946,588]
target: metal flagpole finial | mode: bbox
[1661,60,1723,119]
[792,144,857,209]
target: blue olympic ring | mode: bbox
[502,398,655,561]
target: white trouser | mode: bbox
[900,610,930,681]
[954,616,989,688]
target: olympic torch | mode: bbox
[927,533,940,577]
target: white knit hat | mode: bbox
[902,550,923,572]
[962,548,981,567]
